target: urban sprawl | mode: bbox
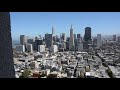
[13,25,120,78]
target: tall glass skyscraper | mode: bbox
[84,27,92,42]
[45,34,53,49]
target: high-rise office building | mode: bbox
[84,27,91,42]
[27,44,33,53]
[27,38,35,49]
[20,35,27,45]
[45,34,53,49]
[69,25,75,51]
[113,35,116,41]
[97,34,102,48]
[0,12,15,78]
[20,35,27,51]
[35,39,43,51]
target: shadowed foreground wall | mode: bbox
[0,12,15,78]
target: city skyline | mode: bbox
[11,12,120,40]
[9,12,120,78]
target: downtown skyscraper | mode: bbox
[83,27,92,50]
[84,27,92,42]
[69,25,75,51]
[20,35,27,45]
[45,33,53,49]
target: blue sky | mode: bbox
[10,12,120,40]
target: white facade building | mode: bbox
[50,45,58,53]
[38,45,45,52]
[16,45,25,52]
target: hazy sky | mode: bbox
[10,12,120,40]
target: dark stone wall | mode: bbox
[0,12,15,78]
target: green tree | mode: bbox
[20,69,31,78]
